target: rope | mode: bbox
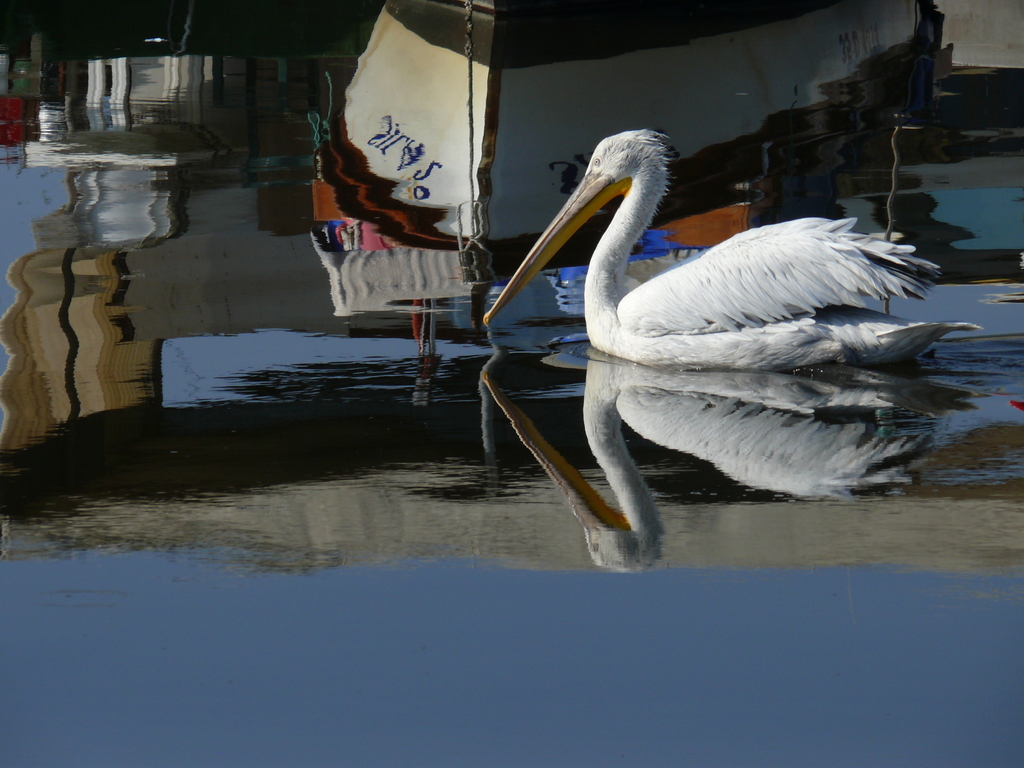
[168,0,197,55]
[883,117,907,315]
[885,123,902,244]
[308,71,334,150]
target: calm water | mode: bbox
[2,0,1024,765]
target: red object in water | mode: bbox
[0,97,23,120]
[411,299,424,342]
[0,97,24,146]
[1009,400,1024,412]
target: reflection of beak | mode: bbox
[483,172,632,324]
[481,371,630,531]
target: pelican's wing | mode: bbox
[617,218,939,335]
[616,386,925,497]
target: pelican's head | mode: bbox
[584,525,663,572]
[483,129,672,325]
[588,129,672,190]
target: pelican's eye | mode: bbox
[592,157,601,169]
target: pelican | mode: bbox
[484,130,979,369]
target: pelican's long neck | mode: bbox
[583,364,664,567]
[584,166,666,342]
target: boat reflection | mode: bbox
[311,219,493,404]
[311,220,491,320]
[485,348,977,570]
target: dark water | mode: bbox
[2,1,1023,765]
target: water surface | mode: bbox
[1,0,1023,765]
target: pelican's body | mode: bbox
[484,130,978,369]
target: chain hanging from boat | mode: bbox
[456,0,486,256]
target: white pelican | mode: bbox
[484,130,979,369]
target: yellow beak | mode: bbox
[483,173,632,325]
[481,371,631,531]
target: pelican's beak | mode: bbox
[483,172,632,324]
[481,371,631,531]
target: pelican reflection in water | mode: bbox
[484,130,978,369]
[483,354,976,571]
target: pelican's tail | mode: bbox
[822,218,940,299]
[865,321,981,364]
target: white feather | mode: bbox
[618,218,939,336]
